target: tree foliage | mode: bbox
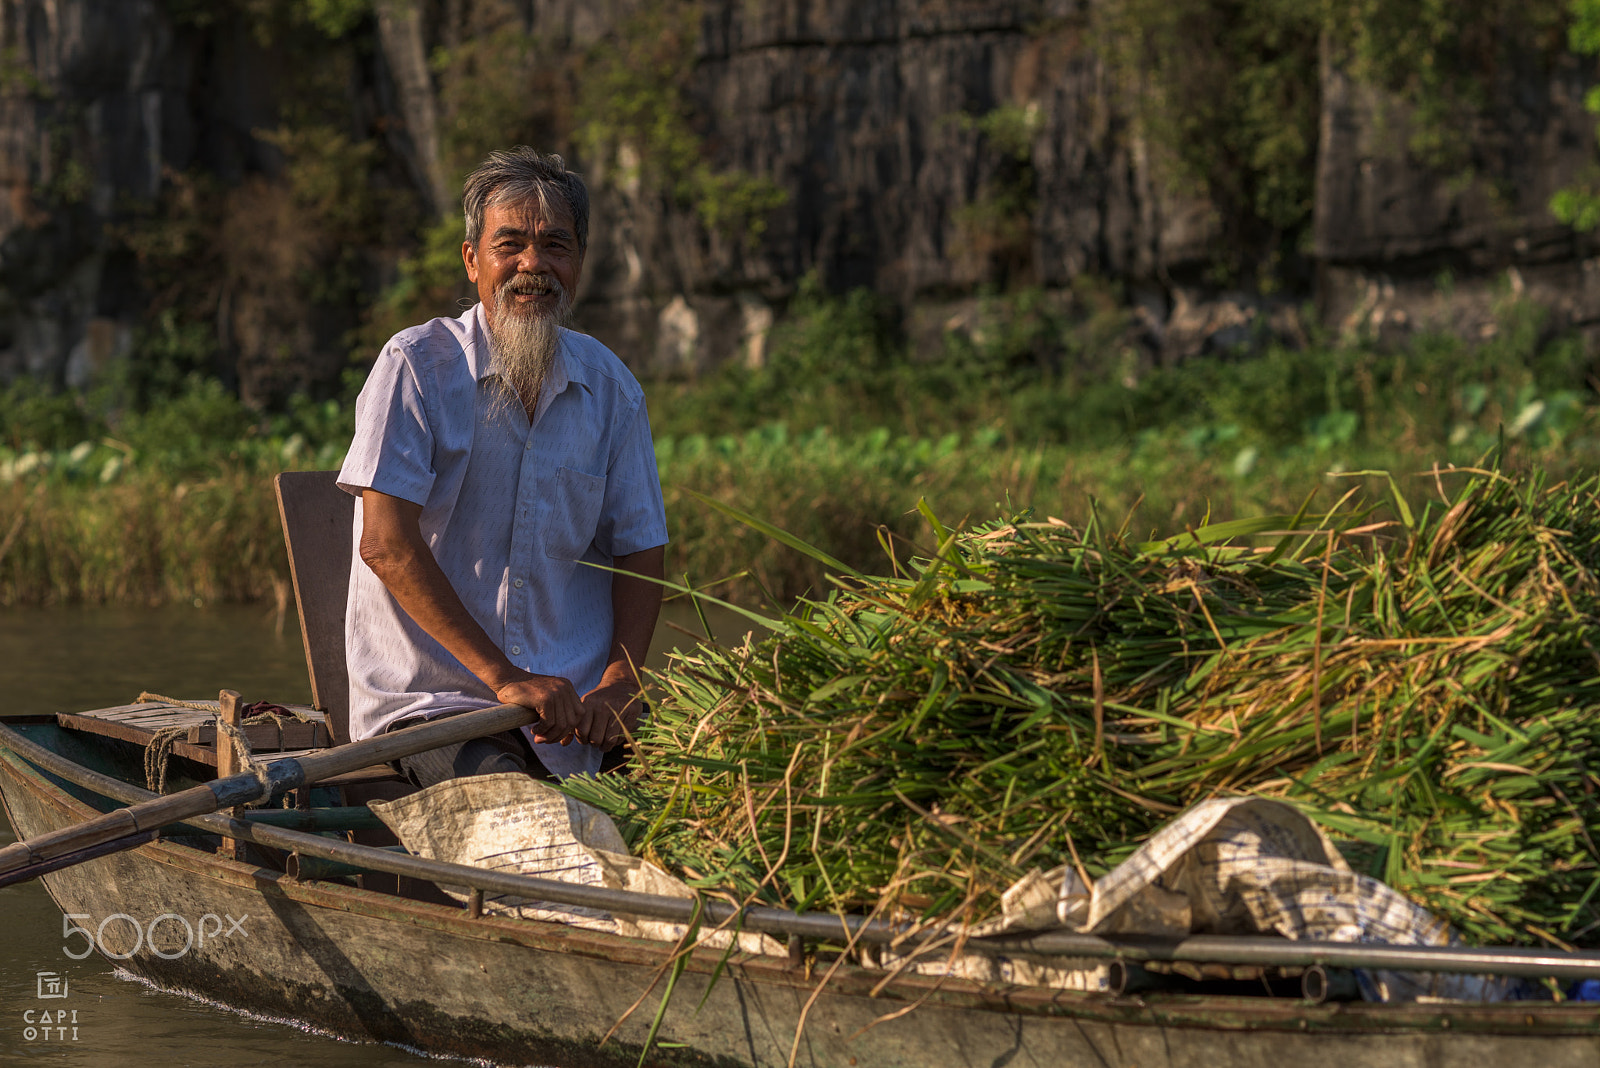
[574,0,785,246]
[1554,0,1600,231]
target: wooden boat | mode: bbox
[5,472,1600,1066]
[14,712,1600,1068]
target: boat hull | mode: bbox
[5,727,1600,1068]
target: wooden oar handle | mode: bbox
[285,703,541,786]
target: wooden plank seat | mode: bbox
[54,701,396,787]
[57,701,327,760]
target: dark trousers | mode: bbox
[388,711,638,790]
[392,727,553,789]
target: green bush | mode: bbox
[4,279,1599,607]
[652,281,1600,462]
[0,378,103,452]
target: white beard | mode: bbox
[485,275,570,418]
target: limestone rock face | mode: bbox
[0,0,1597,395]
[0,0,1223,389]
[1312,46,1600,344]
[0,0,296,395]
[0,0,168,386]
[574,0,1225,371]
[1316,58,1590,268]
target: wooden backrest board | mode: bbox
[274,470,355,744]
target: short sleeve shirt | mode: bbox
[337,304,669,777]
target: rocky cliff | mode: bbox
[0,0,1595,402]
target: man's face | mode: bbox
[463,197,584,324]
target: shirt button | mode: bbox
[510,645,522,656]
[513,578,524,588]
[525,441,532,450]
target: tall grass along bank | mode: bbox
[2,416,1597,608]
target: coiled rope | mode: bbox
[137,692,320,801]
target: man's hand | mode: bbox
[494,673,593,746]
[581,678,645,750]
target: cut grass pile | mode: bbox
[564,466,1600,947]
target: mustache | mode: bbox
[499,274,565,301]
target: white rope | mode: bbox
[138,693,313,803]
[213,716,276,805]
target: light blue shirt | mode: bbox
[338,304,669,776]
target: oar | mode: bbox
[0,702,539,887]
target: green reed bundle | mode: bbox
[563,468,1600,946]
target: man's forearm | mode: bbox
[597,545,666,689]
[583,544,664,748]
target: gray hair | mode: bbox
[461,147,589,252]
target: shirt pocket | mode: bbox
[543,466,607,561]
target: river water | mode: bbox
[0,601,747,1066]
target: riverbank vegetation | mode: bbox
[1,285,1597,608]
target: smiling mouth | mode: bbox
[505,278,559,298]
[498,279,563,315]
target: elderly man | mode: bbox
[337,147,668,786]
